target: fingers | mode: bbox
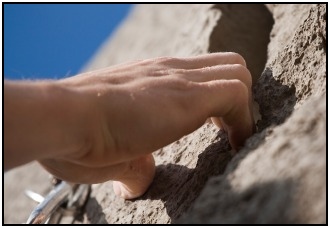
[195,79,254,150]
[150,64,254,150]
[176,64,252,90]
[169,57,251,133]
[112,154,155,199]
[180,62,253,136]
[176,62,253,137]
[155,52,247,69]
[211,117,224,129]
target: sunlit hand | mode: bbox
[5,52,254,199]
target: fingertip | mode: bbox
[227,121,254,154]
[112,181,123,197]
[211,117,223,129]
[113,181,142,200]
[112,154,156,200]
[227,52,247,68]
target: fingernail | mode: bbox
[112,181,122,197]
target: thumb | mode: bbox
[112,153,156,199]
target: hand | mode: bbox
[5,52,254,199]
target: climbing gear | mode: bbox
[25,178,90,224]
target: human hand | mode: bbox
[30,53,254,199]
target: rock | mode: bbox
[208,4,273,82]
[82,4,219,69]
[255,4,326,131]
[266,4,316,62]
[4,4,326,224]
[179,4,326,224]
[83,4,273,83]
[179,93,326,224]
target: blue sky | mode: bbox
[4,4,133,80]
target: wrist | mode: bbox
[5,80,91,169]
[41,80,92,159]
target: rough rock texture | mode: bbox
[256,4,326,130]
[4,4,326,224]
[83,4,273,83]
[179,4,326,224]
[179,94,326,224]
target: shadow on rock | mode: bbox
[178,177,297,224]
[217,67,297,173]
[79,69,297,224]
[254,67,297,131]
[209,4,274,83]
[141,130,232,222]
[140,66,297,222]
[84,197,108,224]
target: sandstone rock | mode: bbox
[179,93,326,224]
[179,4,326,224]
[82,4,219,69]
[255,4,326,131]
[83,4,273,83]
[4,4,326,224]
[266,4,316,61]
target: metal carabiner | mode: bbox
[25,181,90,224]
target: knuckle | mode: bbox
[169,79,198,107]
[228,80,249,105]
[231,64,252,89]
[171,77,195,90]
[154,56,178,65]
[137,56,177,66]
[228,52,247,67]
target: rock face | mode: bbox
[4,4,326,224]
[83,4,273,83]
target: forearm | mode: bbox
[4,80,88,171]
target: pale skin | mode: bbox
[4,52,254,199]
